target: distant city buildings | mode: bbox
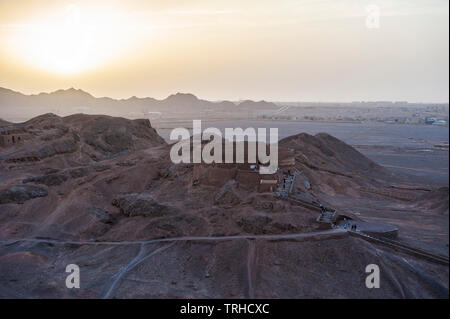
[425,117,447,126]
[425,117,437,124]
[432,120,448,126]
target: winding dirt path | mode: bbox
[246,240,256,298]
[102,242,176,299]
[0,229,347,247]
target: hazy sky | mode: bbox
[0,0,448,102]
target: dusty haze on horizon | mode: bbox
[0,0,448,103]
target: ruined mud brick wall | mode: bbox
[0,128,27,147]
[235,170,261,189]
[193,165,237,187]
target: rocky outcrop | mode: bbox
[1,113,166,166]
[214,180,240,207]
[87,207,116,224]
[112,193,176,217]
[0,185,48,204]
[23,173,68,186]
[4,135,78,163]
[237,215,272,234]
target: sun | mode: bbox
[13,4,131,75]
[24,5,91,74]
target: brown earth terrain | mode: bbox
[0,113,448,298]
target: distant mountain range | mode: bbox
[0,87,278,122]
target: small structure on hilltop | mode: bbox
[0,127,28,148]
[192,146,295,193]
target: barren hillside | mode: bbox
[0,114,447,298]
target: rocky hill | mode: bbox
[0,113,165,166]
[0,114,447,298]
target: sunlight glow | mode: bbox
[13,4,141,74]
[0,0,447,102]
